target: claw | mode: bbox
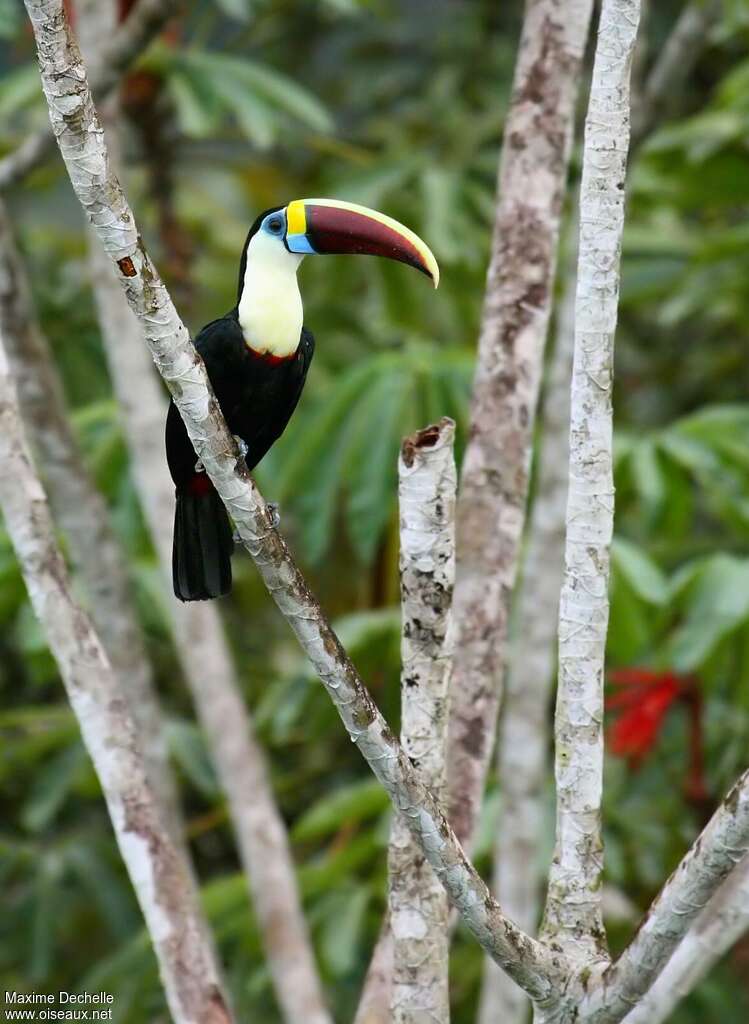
[194,459,205,473]
[233,435,249,459]
[266,501,281,528]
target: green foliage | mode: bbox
[268,344,472,563]
[162,48,333,147]
[1,1,748,1022]
[0,0,21,40]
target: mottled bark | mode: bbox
[23,0,572,1000]
[0,197,183,845]
[0,326,232,1024]
[622,853,749,1024]
[540,0,641,960]
[71,3,332,1020]
[389,420,456,1024]
[478,230,577,1024]
[0,0,178,190]
[448,0,594,851]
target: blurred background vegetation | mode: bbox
[1,0,749,1021]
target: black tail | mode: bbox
[172,487,234,601]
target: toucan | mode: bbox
[165,198,439,601]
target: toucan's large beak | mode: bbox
[285,198,439,287]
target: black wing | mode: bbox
[240,327,315,470]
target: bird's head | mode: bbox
[238,198,439,299]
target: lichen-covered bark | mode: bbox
[389,420,456,1024]
[541,0,641,959]
[23,0,571,999]
[0,196,184,848]
[448,0,594,851]
[584,770,749,1024]
[71,3,331,1019]
[621,853,749,1024]
[478,232,577,1024]
[0,328,232,1024]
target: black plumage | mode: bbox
[166,312,315,601]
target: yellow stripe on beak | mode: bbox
[286,199,307,237]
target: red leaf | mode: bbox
[607,669,683,765]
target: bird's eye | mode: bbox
[268,216,283,234]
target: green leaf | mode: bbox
[668,555,749,671]
[167,720,219,798]
[611,538,668,605]
[21,743,88,833]
[629,440,666,520]
[177,52,332,140]
[0,0,21,39]
[292,779,389,842]
[29,854,64,981]
[345,368,412,561]
[0,62,43,117]
[67,845,138,940]
[319,885,369,975]
[167,68,222,138]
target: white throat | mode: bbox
[238,231,304,358]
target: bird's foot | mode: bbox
[266,501,281,528]
[233,435,249,459]
[194,458,205,473]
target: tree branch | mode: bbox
[389,419,456,1023]
[541,0,641,957]
[0,195,187,849]
[478,222,577,1024]
[585,770,749,1023]
[447,0,594,851]
[0,326,232,1024]
[0,0,178,190]
[22,0,572,1004]
[621,853,749,1024]
[70,2,332,1019]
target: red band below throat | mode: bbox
[187,472,214,497]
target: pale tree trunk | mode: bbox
[0,0,178,190]
[359,4,594,1012]
[0,326,232,1024]
[448,0,594,852]
[621,853,749,1024]
[539,0,642,966]
[478,231,577,1024]
[70,3,332,1021]
[389,420,456,1024]
[26,4,749,1021]
[0,197,184,843]
[483,0,725,1018]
